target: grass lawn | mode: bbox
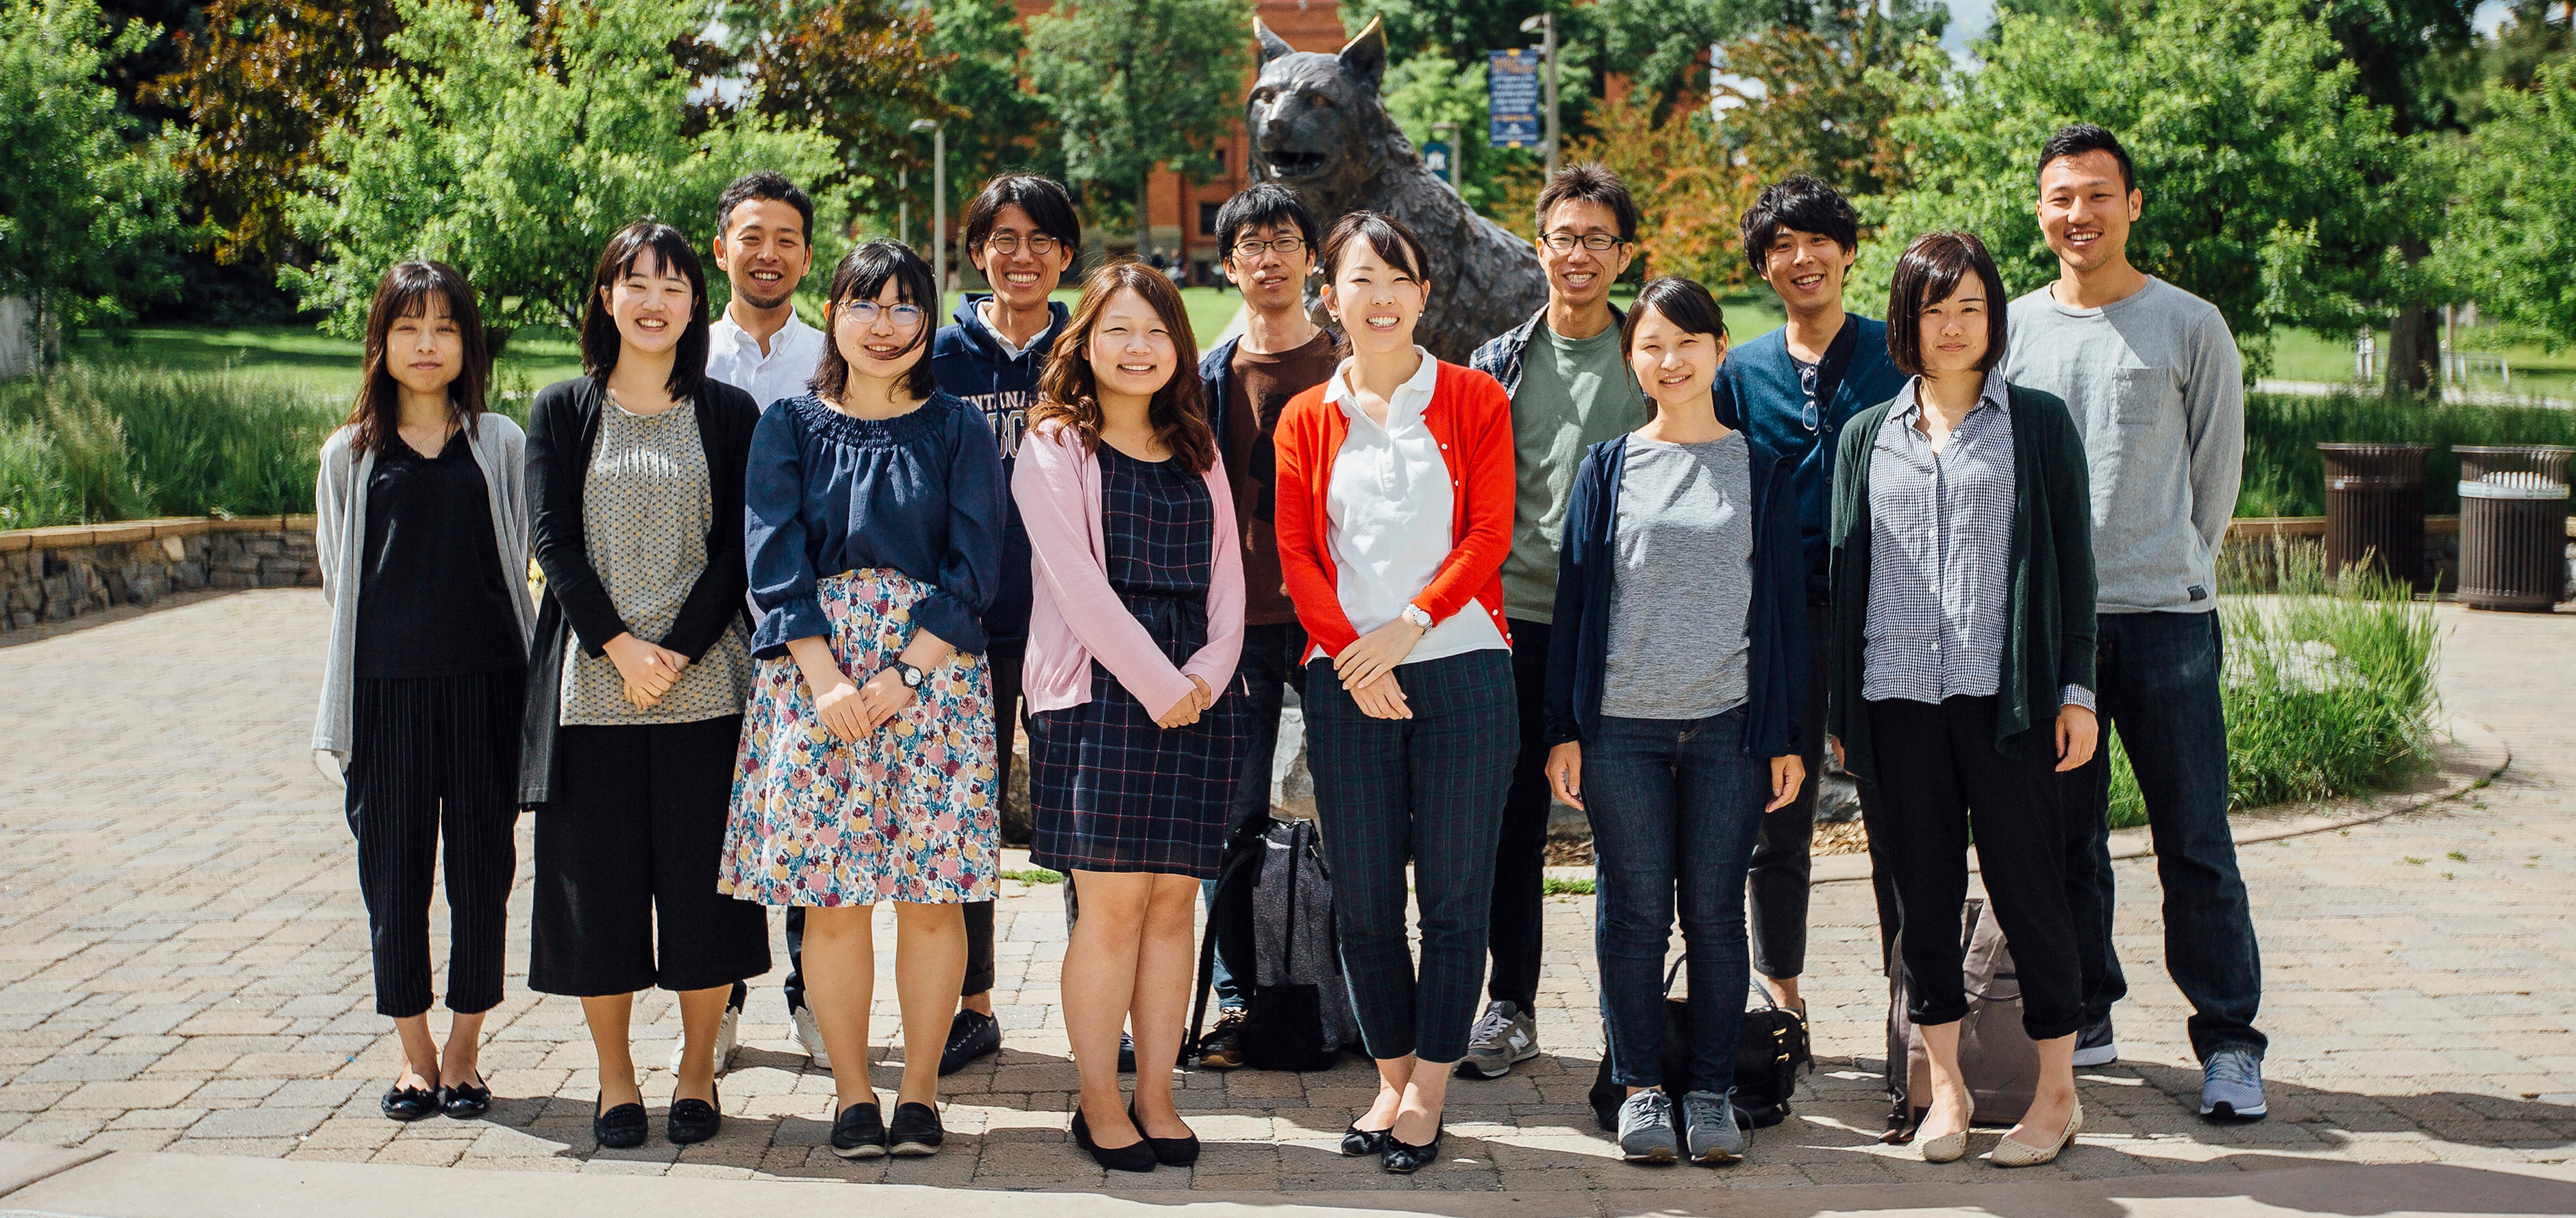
[2266,323,2576,400]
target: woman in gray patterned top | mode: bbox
[1542,276,1811,1167]
[519,222,770,1151]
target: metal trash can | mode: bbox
[2318,443,2431,590]
[2457,445,2573,611]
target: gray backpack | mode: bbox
[1884,898,2041,1140]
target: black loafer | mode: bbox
[1381,1126,1443,1174]
[831,1101,887,1159]
[888,1101,943,1156]
[939,1010,1001,1076]
[382,1083,438,1122]
[593,1095,647,1149]
[438,1076,490,1119]
[1130,1100,1199,1166]
[668,1086,721,1145]
[1339,1123,1390,1156]
[1072,1108,1157,1173]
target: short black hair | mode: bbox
[961,174,1082,260]
[1738,174,1860,276]
[1884,231,2009,377]
[1214,184,1320,257]
[2037,123,2135,193]
[582,220,709,400]
[1319,210,1429,285]
[809,241,940,404]
[715,170,814,242]
[1535,161,1640,243]
[1621,275,1728,355]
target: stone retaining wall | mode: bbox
[0,516,321,633]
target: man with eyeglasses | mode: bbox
[928,173,1084,1076]
[1190,184,1336,1070]
[1463,162,1648,1080]
[1714,176,1907,1021]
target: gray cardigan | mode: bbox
[311,414,538,763]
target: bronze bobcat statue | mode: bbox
[1247,18,1548,363]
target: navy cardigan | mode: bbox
[1543,431,1810,757]
[1715,316,1908,599]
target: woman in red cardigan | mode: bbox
[1272,211,1517,1175]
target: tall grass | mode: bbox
[0,366,342,526]
[2102,543,2442,827]
[2238,392,2576,518]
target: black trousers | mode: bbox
[1489,619,1554,1011]
[1864,696,2084,1041]
[1775,602,1905,976]
[344,671,523,1019]
[531,715,770,996]
[956,648,1021,998]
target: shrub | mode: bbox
[0,365,340,523]
[2240,392,2576,518]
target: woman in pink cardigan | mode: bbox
[1014,262,1248,1173]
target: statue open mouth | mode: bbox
[1263,149,1328,178]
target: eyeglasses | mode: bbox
[983,233,1061,256]
[1230,235,1307,258]
[1796,361,1822,433]
[837,301,926,329]
[1541,232,1626,253]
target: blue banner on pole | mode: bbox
[1488,49,1542,149]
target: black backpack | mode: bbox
[1588,959,1812,1130]
[1190,818,1358,1071]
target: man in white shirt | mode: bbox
[704,170,825,411]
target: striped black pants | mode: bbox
[343,671,523,1018]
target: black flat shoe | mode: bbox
[939,1009,1002,1076]
[593,1095,647,1149]
[1381,1126,1443,1174]
[831,1102,887,1159]
[888,1101,943,1156]
[1072,1108,1157,1173]
[381,1083,438,1122]
[668,1085,722,1145]
[1339,1123,1390,1157]
[1130,1100,1199,1166]
[437,1076,490,1119]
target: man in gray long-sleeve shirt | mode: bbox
[1999,123,2270,1127]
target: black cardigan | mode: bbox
[518,375,762,806]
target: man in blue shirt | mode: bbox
[1715,176,1908,1017]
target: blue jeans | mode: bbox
[2072,610,2267,1060]
[1584,708,1770,1094]
[1202,622,1304,1008]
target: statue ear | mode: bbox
[1338,17,1387,94]
[1255,19,1295,67]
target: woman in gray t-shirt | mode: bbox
[1542,276,1813,1168]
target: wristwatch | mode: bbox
[892,660,926,690]
[1399,603,1434,631]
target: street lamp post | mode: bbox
[1519,12,1559,178]
[910,118,947,321]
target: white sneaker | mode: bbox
[670,998,742,1075]
[793,1003,832,1071]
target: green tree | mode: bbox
[691,0,957,194]
[1026,0,1251,261]
[282,0,839,354]
[0,0,198,365]
[1858,0,2428,374]
[2435,58,2576,348]
[927,0,1061,195]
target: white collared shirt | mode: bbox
[706,309,826,410]
[1314,347,1509,666]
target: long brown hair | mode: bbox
[1031,261,1217,474]
[344,261,489,453]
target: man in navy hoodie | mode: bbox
[928,173,1080,1075]
[1715,176,1908,1018]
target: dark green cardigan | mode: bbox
[1825,382,2098,787]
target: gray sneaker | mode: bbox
[2072,1014,2117,1068]
[1680,1090,1749,1164]
[1455,1000,1537,1078]
[2200,1047,2268,1122]
[1614,1089,1680,1163]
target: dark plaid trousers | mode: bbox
[1304,647,1518,1064]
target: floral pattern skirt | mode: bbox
[721,568,999,906]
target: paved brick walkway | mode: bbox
[2,591,2572,1194]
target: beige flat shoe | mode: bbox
[1915,1103,1975,1163]
[1987,1098,2082,1168]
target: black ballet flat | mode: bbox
[593,1094,648,1149]
[1072,1108,1157,1173]
[381,1083,438,1122]
[1340,1123,1390,1157]
[438,1075,490,1119]
[668,1085,721,1145]
[1130,1100,1199,1166]
[1381,1126,1443,1174]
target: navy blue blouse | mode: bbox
[745,391,1007,658]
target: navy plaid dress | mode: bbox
[1028,445,1250,878]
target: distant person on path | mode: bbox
[1829,231,2098,1168]
[928,174,1082,1076]
[1544,276,1808,1167]
[520,221,770,1150]
[312,261,533,1124]
[721,241,1006,1161]
[1192,183,1338,1071]
[1996,123,2266,1123]
[1716,175,1911,1016]
[1017,263,1248,1173]
[1465,163,1648,1080]
[699,169,826,1075]
[1277,211,1517,1174]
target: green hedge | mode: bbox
[2240,392,2576,518]
[0,366,347,528]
